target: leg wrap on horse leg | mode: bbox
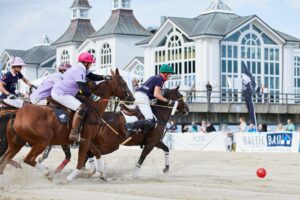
[69,106,88,142]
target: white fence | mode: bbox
[163,132,300,153]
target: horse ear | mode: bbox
[115,68,120,76]
[110,69,115,76]
[175,85,180,91]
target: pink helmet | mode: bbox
[78,52,95,63]
[58,63,72,72]
[11,57,26,66]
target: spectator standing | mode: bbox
[247,123,256,132]
[206,81,212,103]
[275,123,284,132]
[206,121,216,133]
[182,125,189,133]
[257,124,264,132]
[239,117,247,132]
[167,120,178,133]
[200,120,207,133]
[285,119,295,132]
[191,122,198,132]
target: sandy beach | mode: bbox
[1,147,300,200]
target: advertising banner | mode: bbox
[235,132,300,152]
[163,132,228,151]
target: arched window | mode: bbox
[134,64,144,83]
[100,43,112,70]
[221,24,280,103]
[61,50,70,64]
[154,29,196,88]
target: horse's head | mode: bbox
[161,85,189,116]
[89,69,134,102]
[109,68,135,102]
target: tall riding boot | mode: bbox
[125,119,155,138]
[69,105,87,142]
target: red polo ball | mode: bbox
[256,168,267,178]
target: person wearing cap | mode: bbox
[51,52,111,142]
[0,57,34,108]
[125,64,175,138]
[30,63,72,105]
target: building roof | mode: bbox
[5,50,26,58]
[90,9,151,38]
[273,29,300,43]
[53,19,95,45]
[71,0,91,8]
[3,45,55,66]
[137,12,300,45]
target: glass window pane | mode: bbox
[241,47,246,58]
[233,46,238,58]
[275,49,279,61]
[228,60,232,73]
[257,48,261,59]
[270,49,274,60]
[270,77,274,89]
[222,75,227,87]
[252,62,256,74]
[228,46,232,58]
[222,46,226,58]
[222,60,226,72]
[264,63,269,74]
[258,62,261,74]
[264,48,269,60]
[234,61,238,73]
[276,78,279,89]
[275,63,279,75]
[270,63,274,74]
[264,77,269,88]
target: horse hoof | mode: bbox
[163,166,170,174]
[100,176,108,182]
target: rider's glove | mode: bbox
[7,94,17,99]
[90,94,101,102]
[104,76,112,81]
[30,84,38,89]
[167,99,174,105]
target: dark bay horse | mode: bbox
[0,69,134,181]
[89,86,189,178]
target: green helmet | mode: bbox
[160,64,174,74]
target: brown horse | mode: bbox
[89,86,189,178]
[0,69,134,181]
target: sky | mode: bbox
[0,0,300,54]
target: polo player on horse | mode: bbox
[30,63,71,105]
[51,52,111,142]
[125,64,175,137]
[0,57,34,108]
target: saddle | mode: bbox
[119,103,144,120]
[46,97,73,125]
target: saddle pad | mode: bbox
[53,108,68,124]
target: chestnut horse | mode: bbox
[89,86,189,178]
[0,69,134,181]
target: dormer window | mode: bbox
[113,0,118,9]
[112,0,131,10]
[80,9,88,18]
[72,9,77,18]
[122,0,130,9]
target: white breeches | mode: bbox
[3,98,24,108]
[134,92,154,120]
[51,91,81,111]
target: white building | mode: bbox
[137,0,300,102]
[54,0,151,75]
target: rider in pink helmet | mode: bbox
[0,57,34,108]
[51,52,111,142]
